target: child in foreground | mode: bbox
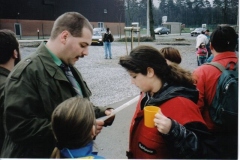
[51,97,104,159]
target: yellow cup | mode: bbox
[144,106,160,128]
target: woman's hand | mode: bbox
[153,110,172,134]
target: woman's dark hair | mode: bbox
[210,26,238,52]
[119,45,194,87]
[159,47,182,64]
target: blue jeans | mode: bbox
[104,42,112,58]
[198,56,207,66]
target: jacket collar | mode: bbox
[0,66,10,77]
[212,51,237,62]
[60,142,95,158]
[141,83,199,109]
[37,42,67,81]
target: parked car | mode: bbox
[154,27,170,35]
[191,28,206,36]
[93,27,106,34]
[91,32,103,46]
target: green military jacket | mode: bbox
[0,66,10,152]
[1,42,106,158]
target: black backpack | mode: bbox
[104,33,114,42]
[206,62,238,130]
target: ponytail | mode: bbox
[166,63,194,87]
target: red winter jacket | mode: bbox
[126,84,217,159]
[193,51,238,131]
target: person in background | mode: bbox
[119,45,219,159]
[193,26,238,159]
[0,29,21,152]
[196,31,208,66]
[103,28,114,59]
[1,12,114,158]
[196,43,208,65]
[159,47,182,65]
[204,29,211,58]
[51,97,104,159]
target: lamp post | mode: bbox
[104,9,107,28]
[17,12,20,23]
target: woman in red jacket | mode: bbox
[119,45,219,159]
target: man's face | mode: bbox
[61,28,92,66]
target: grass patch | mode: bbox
[117,36,154,42]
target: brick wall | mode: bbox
[0,19,125,37]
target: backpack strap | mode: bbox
[205,61,238,72]
[205,62,225,72]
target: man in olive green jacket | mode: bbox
[1,12,113,158]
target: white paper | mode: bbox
[97,95,140,121]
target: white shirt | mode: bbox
[196,34,209,49]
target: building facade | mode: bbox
[0,0,125,37]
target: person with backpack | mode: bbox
[193,26,238,159]
[103,28,114,59]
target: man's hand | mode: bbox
[95,119,104,135]
[104,109,115,126]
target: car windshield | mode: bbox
[195,28,202,31]
[93,28,105,32]
[93,32,101,36]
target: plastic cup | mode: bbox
[144,106,160,128]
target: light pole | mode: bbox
[146,0,150,37]
[17,12,20,23]
[104,9,107,28]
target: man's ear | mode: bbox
[210,42,214,51]
[13,49,18,59]
[147,67,154,77]
[60,31,69,44]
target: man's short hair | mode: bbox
[0,29,19,64]
[210,26,238,52]
[50,12,93,40]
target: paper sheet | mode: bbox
[97,95,140,121]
